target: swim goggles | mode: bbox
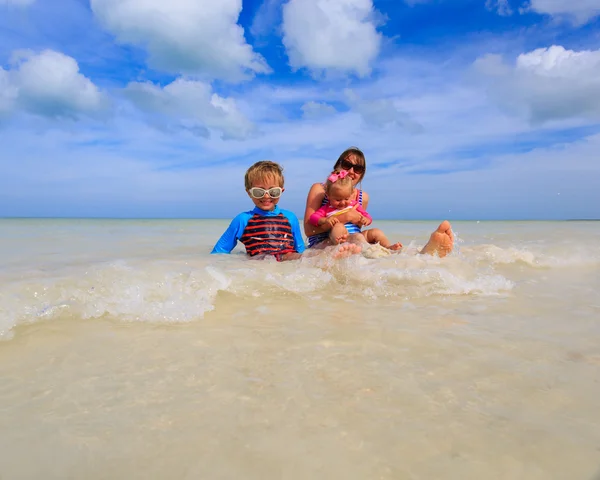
[248,187,283,199]
[340,158,365,174]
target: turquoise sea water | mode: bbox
[1,219,599,479]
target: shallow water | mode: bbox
[1,219,599,479]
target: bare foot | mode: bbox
[330,224,349,245]
[388,242,403,251]
[334,232,348,244]
[332,243,362,259]
[420,220,454,257]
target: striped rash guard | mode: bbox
[211,205,306,259]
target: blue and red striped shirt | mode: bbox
[211,206,305,258]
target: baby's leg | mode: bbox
[363,228,403,250]
[329,223,349,244]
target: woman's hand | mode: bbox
[335,206,362,225]
[357,215,371,228]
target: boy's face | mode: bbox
[247,174,284,211]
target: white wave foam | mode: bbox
[0,251,515,339]
[0,260,224,339]
[468,244,600,268]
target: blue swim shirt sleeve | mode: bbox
[281,209,306,254]
[210,213,250,254]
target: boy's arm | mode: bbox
[211,214,247,254]
[283,211,306,254]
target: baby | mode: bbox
[309,170,402,250]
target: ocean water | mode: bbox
[0,218,599,479]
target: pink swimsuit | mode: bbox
[309,200,372,227]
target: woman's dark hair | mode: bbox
[332,146,366,182]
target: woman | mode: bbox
[303,147,454,257]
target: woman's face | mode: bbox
[337,153,365,185]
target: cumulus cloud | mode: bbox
[282,0,382,77]
[524,0,600,24]
[301,101,337,119]
[475,45,600,124]
[0,50,106,120]
[123,78,256,140]
[485,0,513,16]
[345,89,424,132]
[0,69,17,116]
[250,0,282,40]
[90,0,270,81]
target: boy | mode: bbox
[211,161,305,261]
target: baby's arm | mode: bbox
[309,206,329,227]
[304,183,329,237]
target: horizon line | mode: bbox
[1,216,599,222]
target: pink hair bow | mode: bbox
[328,170,349,183]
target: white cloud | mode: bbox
[486,0,513,16]
[0,0,35,5]
[282,0,382,77]
[345,89,424,132]
[0,68,18,116]
[475,45,600,124]
[123,78,256,140]
[2,34,599,220]
[524,0,600,24]
[90,0,270,81]
[301,101,337,119]
[0,50,105,120]
[250,0,282,40]
[367,132,600,220]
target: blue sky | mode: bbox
[1,0,599,220]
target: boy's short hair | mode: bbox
[244,161,285,190]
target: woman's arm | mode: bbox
[304,183,329,237]
[362,190,370,210]
[356,205,372,226]
[356,191,372,226]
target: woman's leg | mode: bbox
[420,221,454,257]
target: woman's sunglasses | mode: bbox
[340,159,365,174]
[248,187,283,199]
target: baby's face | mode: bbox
[328,188,352,209]
[247,175,283,211]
